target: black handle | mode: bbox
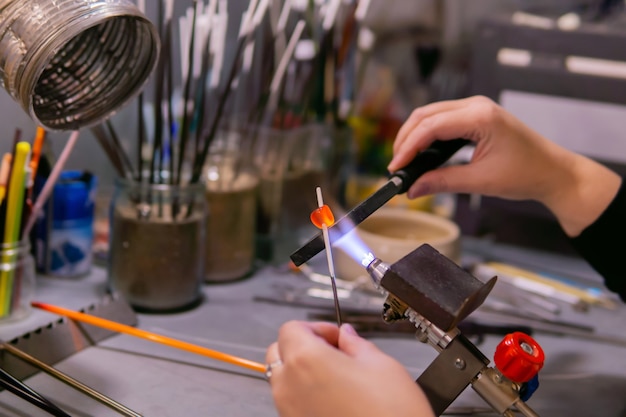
[391,138,471,194]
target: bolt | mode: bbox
[415,329,428,343]
[454,358,466,370]
[520,342,534,355]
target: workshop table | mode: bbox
[0,239,625,416]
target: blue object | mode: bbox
[520,374,540,401]
[52,171,96,221]
[32,170,97,277]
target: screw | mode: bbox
[520,342,534,355]
[415,329,428,344]
[454,358,466,370]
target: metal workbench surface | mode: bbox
[0,239,625,416]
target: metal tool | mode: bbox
[0,295,137,382]
[1,342,141,417]
[0,366,71,417]
[362,244,542,417]
[308,311,533,342]
[254,276,626,348]
[0,295,141,416]
[290,138,471,266]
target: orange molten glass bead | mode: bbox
[310,205,335,229]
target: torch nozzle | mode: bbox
[365,257,389,288]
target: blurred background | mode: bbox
[3,0,626,261]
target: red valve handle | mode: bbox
[494,332,545,383]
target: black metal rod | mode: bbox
[1,341,142,417]
[0,367,71,417]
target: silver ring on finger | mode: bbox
[265,359,283,380]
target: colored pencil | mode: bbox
[0,153,12,206]
[29,127,46,183]
[0,142,31,316]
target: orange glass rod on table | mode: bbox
[31,301,266,373]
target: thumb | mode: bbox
[338,323,382,358]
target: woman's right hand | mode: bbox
[387,96,621,237]
[266,321,435,417]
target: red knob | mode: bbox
[494,332,545,383]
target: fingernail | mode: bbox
[387,157,399,172]
[341,323,357,336]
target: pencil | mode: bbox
[31,301,266,374]
[3,142,30,244]
[0,153,12,206]
[29,127,46,183]
[0,142,31,316]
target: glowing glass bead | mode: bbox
[310,205,335,229]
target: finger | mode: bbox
[393,97,474,154]
[337,324,384,358]
[264,342,285,383]
[388,105,483,172]
[278,321,340,360]
[265,342,281,364]
[406,161,494,198]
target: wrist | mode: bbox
[542,154,621,237]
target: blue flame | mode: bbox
[334,227,375,267]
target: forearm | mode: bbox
[540,151,622,238]
[539,150,626,300]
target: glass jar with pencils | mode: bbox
[107,179,207,312]
[0,240,36,322]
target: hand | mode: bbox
[387,96,621,237]
[265,321,434,417]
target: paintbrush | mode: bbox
[105,120,136,180]
[23,131,81,237]
[149,0,170,185]
[189,1,260,183]
[91,124,126,178]
[175,0,199,186]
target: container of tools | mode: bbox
[203,129,259,282]
[252,123,338,264]
[107,179,206,312]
